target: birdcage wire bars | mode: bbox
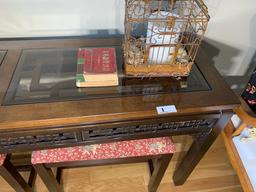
[124,0,210,77]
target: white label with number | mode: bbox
[156,105,177,115]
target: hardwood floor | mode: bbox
[0,136,242,192]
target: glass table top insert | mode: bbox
[0,50,6,66]
[3,47,210,105]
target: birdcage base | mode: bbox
[125,62,193,77]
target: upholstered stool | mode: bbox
[0,154,35,192]
[32,137,175,192]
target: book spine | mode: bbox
[76,49,86,87]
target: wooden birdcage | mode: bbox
[124,0,210,77]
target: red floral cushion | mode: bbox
[0,154,6,166]
[32,137,175,164]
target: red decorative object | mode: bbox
[0,154,6,166]
[32,137,175,164]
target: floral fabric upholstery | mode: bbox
[0,154,6,166]
[32,137,175,164]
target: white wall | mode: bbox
[204,0,256,76]
[0,0,125,37]
[0,0,255,76]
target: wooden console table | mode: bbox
[0,37,240,185]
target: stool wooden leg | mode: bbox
[148,159,154,175]
[0,159,33,192]
[148,154,172,192]
[33,164,62,192]
[56,167,63,187]
[28,168,37,189]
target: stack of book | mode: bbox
[76,48,118,87]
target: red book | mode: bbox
[78,48,117,74]
[76,47,119,87]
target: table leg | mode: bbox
[0,157,33,192]
[173,111,233,185]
